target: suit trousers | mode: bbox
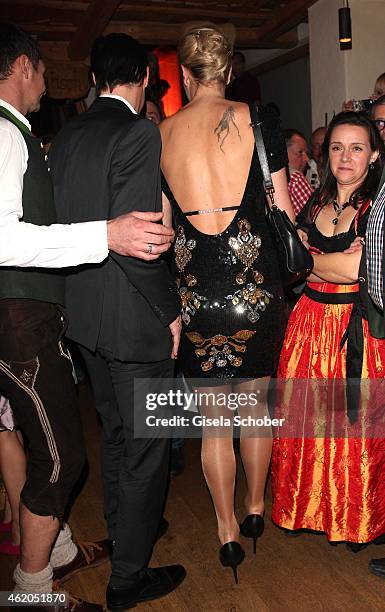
[79,346,172,585]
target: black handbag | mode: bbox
[250,104,313,286]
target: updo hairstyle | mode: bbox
[178,26,233,85]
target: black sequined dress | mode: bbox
[162,107,287,381]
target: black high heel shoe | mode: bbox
[346,542,369,553]
[240,514,264,554]
[219,542,245,584]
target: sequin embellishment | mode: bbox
[186,330,256,372]
[226,283,273,323]
[174,225,207,324]
[174,225,197,287]
[228,219,265,285]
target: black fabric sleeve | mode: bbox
[108,119,181,327]
[259,106,288,174]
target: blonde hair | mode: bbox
[374,72,385,97]
[178,26,233,85]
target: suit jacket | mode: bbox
[49,96,180,362]
[361,166,385,338]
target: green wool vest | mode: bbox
[0,107,64,305]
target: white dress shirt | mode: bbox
[0,98,108,267]
[99,93,137,115]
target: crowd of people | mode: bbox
[1,21,385,611]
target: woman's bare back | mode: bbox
[160,98,255,235]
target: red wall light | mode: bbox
[154,48,182,117]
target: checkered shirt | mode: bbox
[288,170,314,216]
[366,180,385,309]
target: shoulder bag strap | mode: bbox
[249,103,275,205]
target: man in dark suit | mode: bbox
[49,34,185,610]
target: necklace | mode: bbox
[331,199,351,225]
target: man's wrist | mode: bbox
[106,218,113,251]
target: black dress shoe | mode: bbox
[368,557,385,577]
[284,529,302,537]
[156,517,169,541]
[106,565,186,610]
[346,542,368,553]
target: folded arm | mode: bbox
[307,250,362,284]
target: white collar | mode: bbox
[99,94,137,115]
[0,98,31,130]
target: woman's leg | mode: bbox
[0,429,26,545]
[198,384,239,544]
[234,378,272,515]
[2,493,12,524]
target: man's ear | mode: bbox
[91,72,96,86]
[226,66,232,85]
[143,66,149,89]
[18,54,32,80]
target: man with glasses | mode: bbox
[372,95,385,143]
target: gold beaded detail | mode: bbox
[174,225,197,286]
[174,225,208,324]
[228,219,264,286]
[185,330,256,372]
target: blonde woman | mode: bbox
[160,27,293,582]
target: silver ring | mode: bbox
[147,243,153,254]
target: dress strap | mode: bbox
[185,204,240,217]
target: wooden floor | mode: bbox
[1,383,384,612]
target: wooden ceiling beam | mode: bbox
[237,30,298,50]
[105,21,298,49]
[22,23,76,34]
[1,3,83,25]
[67,0,123,60]
[235,0,269,8]
[256,0,316,42]
[25,30,74,42]
[116,4,268,24]
[3,0,87,9]
[250,42,309,76]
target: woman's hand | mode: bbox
[344,236,364,254]
[169,315,182,359]
[297,229,310,250]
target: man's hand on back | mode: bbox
[107,211,174,260]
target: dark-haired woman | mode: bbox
[271,112,385,545]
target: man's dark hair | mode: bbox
[284,128,307,146]
[320,111,384,208]
[91,33,148,95]
[0,23,41,81]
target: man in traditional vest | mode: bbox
[0,23,175,609]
